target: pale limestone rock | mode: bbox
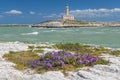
[25,71,69,80]
[0,42,120,80]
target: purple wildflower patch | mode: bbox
[30,51,100,70]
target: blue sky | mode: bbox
[0,0,120,24]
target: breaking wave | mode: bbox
[21,32,39,35]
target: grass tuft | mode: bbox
[53,43,111,56]
[3,43,119,74]
[3,50,39,70]
[109,50,120,56]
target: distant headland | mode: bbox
[32,5,120,28]
[1,5,120,28]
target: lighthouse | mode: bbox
[62,5,74,20]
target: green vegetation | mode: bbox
[28,46,45,53]
[53,43,120,56]
[30,51,109,73]
[109,50,120,56]
[53,43,111,56]
[39,20,61,24]
[3,46,45,70]
[28,45,52,50]
[3,50,39,70]
[3,43,120,74]
[63,20,89,24]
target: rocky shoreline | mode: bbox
[0,42,120,80]
[32,20,120,28]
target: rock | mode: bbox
[66,54,120,80]
[0,42,28,80]
[0,42,120,80]
[25,71,69,80]
[0,69,25,80]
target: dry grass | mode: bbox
[3,50,39,70]
[109,50,120,56]
[3,43,119,74]
[53,43,112,56]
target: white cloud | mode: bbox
[43,8,120,20]
[5,10,22,14]
[43,13,64,19]
[111,8,120,12]
[70,8,120,18]
[30,11,35,15]
[34,8,120,21]
[43,14,58,18]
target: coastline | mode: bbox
[32,20,120,28]
[0,24,31,27]
[1,20,120,28]
[0,42,120,80]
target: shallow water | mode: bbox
[0,26,120,48]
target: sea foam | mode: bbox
[21,32,39,35]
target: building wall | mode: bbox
[62,15,74,20]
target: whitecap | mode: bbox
[51,29,56,32]
[21,32,39,35]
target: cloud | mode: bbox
[0,15,3,18]
[30,11,35,15]
[42,8,120,21]
[43,14,58,18]
[1,8,120,22]
[5,10,22,14]
[70,8,120,18]
[43,13,64,19]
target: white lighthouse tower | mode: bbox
[62,5,74,20]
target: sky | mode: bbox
[0,0,120,24]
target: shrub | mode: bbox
[3,43,111,73]
[30,50,108,73]
[109,50,120,56]
[53,43,111,56]
[3,50,39,70]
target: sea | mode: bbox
[0,26,120,48]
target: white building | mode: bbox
[62,5,74,20]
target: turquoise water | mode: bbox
[0,26,120,48]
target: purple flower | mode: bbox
[83,58,90,64]
[91,57,97,63]
[32,60,39,67]
[59,60,65,67]
[75,54,82,58]
[41,61,46,67]
[77,59,83,64]
[30,50,100,70]
[85,54,92,60]
[47,63,53,69]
